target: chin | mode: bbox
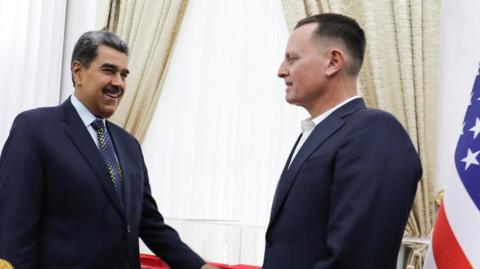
[100,105,119,118]
[285,96,297,105]
[96,109,115,119]
[104,111,117,118]
[285,98,305,108]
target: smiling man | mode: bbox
[263,14,422,269]
[0,31,217,269]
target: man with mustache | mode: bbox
[0,31,218,269]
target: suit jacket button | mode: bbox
[127,225,131,233]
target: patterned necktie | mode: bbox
[91,119,123,191]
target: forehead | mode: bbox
[286,23,321,53]
[93,45,128,68]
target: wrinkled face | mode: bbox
[278,23,330,109]
[73,45,129,118]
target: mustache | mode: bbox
[102,85,124,98]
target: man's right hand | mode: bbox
[201,264,222,269]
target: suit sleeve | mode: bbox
[0,112,44,268]
[314,113,422,269]
[136,142,206,269]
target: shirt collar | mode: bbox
[301,95,362,132]
[70,94,105,127]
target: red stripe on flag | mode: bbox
[432,203,472,269]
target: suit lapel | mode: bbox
[61,98,126,220]
[270,134,302,212]
[268,99,366,229]
[282,134,302,175]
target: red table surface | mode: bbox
[140,254,261,269]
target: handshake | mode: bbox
[202,264,221,269]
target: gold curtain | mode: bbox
[281,1,440,268]
[96,0,189,142]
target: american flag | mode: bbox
[424,68,480,268]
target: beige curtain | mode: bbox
[96,0,189,142]
[281,1,440,268]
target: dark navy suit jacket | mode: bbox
[263,99,422,269]
[0,98,205,269]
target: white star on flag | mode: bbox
[461,148,480,170]
[470,118,480,139]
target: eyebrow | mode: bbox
[101,63,130,75]
[285,52,298,58]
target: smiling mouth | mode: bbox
[102,85,124,98]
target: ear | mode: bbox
[325,48,344,77]
[71,61,84,86]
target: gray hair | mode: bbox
[71,30,129,85]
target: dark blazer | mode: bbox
[0,98,205,269]
[263,99,422,269]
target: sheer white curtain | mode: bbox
[60,0,98,101]
[142,0,306,265]
[0,0,67,147]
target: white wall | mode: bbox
[141,0,305,265]
[0,0,97,148]
[60,0,97,101]
[0,0,66,146]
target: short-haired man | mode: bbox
[263,14,422,269]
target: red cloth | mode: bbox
[210,263,260,269]
[140,254,169,269]
[140,254,261,269]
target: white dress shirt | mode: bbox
[70,94,106,148]
[288,96,362,168]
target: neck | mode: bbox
[306,77,358,118]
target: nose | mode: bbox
[111,73,125,87]
[278,61,288,78]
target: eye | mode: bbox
[103,68,114,74]
[287,55,298,64]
